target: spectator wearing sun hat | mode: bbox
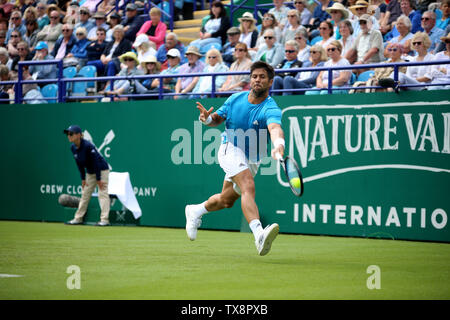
[103,51,145,97]
[74,6,95,34]
[87,11,109,41]
[174,46,205,99]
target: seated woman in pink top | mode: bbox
[137,7,167,49]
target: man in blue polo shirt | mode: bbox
[185,61,286,256]
[64,125,111,226]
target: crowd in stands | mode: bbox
[0,0,449,103]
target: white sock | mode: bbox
[192,202,209,219]
[249,219,263,241]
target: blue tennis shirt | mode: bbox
[71,139,109,181]
[216,91,282,162]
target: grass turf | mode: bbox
[0,221,449,300]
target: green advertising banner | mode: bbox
[1,90,449,242]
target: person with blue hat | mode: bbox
[29,41,57,84]
[64,125,111,226]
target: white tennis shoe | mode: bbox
[185,205,202,241]
[255,223,279,256]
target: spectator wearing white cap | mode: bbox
[133,34,157,64]
[156,32,187,70]
[147,48,182,99]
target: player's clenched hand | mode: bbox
[271,145,285,160]
[196,102,213,123]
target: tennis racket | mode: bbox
[276,153,304,197]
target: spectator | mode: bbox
[148,48,182,99]
[35,1,49,30]
[0,30,6,47]
[0,0,14,18]
[52,23,76,62]
[136,55,161,92]
[6,11,26,44]
[369,0,387,23]
[316,21,335,49]
[29,41,57,84]
[0,63,10,104]
[121,3,147,43]
[219,42,252,93]
[222,27,241,66]
[15,0,29,16]
[86,27,108,61]
[306,40,351,95]
[294,28,310,63]
[156,32,186,70]
[384,15,413,58]
[282,10,306,44]
[436,0,449,30]
[136,7,167,50]
[23,19,39,51]
[349,1,380,36]
[0,48,11,72]
[134,34,157,62]
[191,48,228,98]
[81,0,102,14]
[268,0,290,29]
[74,6,95,33]
[429,32,450,90]
[254,13,281,53]
[10,40,32,75]
[174,45,205,99]
[325,2,349,40]
[271,40,303,95]
[87,11,109,41]
[380,32,434,90]
[36,9,63,52]
[66,27,91,67]
[105,11,121,42]
[190,1,230,52]
[435,24,450,53]
[238,12,259,50]
[103,51,144,99]
[308,0,334,32]
[64,1,79,25]
[359,42,407,92]
[380,0,402,35]
[400,0,422,34]
[7,30,22,59]
[23,6,38,26]
[86,25,132,78]
[345,14,384,66]
[275,43,327,95]
[338,20,355,57]
[254,29,284,67]
[420,11,445,52]
[293,0,312,26]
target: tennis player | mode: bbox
[185,61,286,256]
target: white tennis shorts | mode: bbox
[218,142,260,195]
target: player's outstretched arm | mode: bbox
[196,101,225,127]
[268,123,285,160]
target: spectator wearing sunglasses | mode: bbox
[383,15,413,58]
[74,7,95,33]
[6,11,26,44]
[51,23,77,61]
[254,29,284,68]
[219,42,252,93]
[35,2,49,30]
[271,40,303,95]
[306,40,351,95]
[36,9,63,52]
[191,48,229,98]
[293,0,312,26]
[29,41,58,85]
[420,11,445,52]
[66,27,91,68]
[10,40,32,75]
[146,48,182,99]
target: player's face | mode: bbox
[250,68,273,95]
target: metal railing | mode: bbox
[0,59,449,104]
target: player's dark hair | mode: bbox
[250,61,275,80]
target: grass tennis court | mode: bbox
[0,221,449,300]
